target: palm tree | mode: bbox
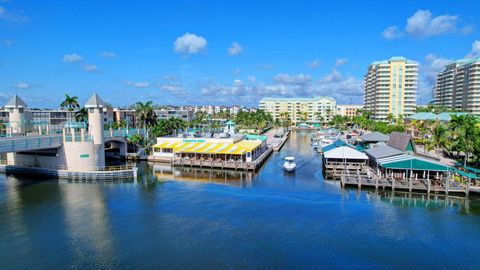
[427,122,449,159]
[299,111,308,123]
[274,118,281,132]
[75,107,88,123]
[280,112,290,128]
[60,94,80,111]
[386,113,395,124]
[135,101,156,128]
[60,94,80,122]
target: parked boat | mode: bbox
[284,157,296,172]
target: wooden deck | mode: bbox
[324,164,470,195]
[172,147,273,171]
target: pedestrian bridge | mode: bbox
[0,129,145,154]
[0,135,63,153]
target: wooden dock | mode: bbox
[272,130,291,152]
[333,174,468,195]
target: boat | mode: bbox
[312,141,319,149]
[283,157,296,172]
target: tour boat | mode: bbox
[284,157,296,172]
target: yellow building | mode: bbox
[335,104,363,118]
[364,57,417,121]
[258,97,336,125]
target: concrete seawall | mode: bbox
[0,164,137,181]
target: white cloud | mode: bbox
[127,81,151,88]
[273,73,311,85]
[406,10,458,38]
[307,59,320,69]
[160,84,189,97]
[227,42,243,56]
[335,57,348,67]
[174,33,207,55]
[83,64,98,72]
[62,53,82,63]
[1,38,14,46]
[99,51,116,58]
[466,40,480,58]
[383,10,469,40]
[233,68,241,76]
[13,81,30,89]
[0,5,27,22]
[418,54,451,103]
[381,26,404,40]
[191,68,365,106]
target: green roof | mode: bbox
[408,112,437,121]
[452,168,480,179]
[225,120,235,125]
[245,134,267,142]
[408,112,470,121]
[322,139,354,153]
[377,154,450,171]
[454,162,480,174]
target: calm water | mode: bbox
[1,131,480,269]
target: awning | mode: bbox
[324,146,368,160]
[452,168,480,179]
[377,154,450,171]
[154,140,261,155]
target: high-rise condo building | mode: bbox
[364,57,418,121]
[433,58,480,115]
[258,97,336,125]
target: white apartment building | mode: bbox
[258,97,336,125]
[433,58,480,115]
[364,56,418,121]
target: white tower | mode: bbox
[4,95,28,135]
[85,93,105,167]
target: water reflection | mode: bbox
[152,163,257,187]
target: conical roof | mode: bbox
[4,95,27,108]
[84,93,105,108]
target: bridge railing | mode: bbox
[104,128,145,138]
[63,134,93,142]
[0,135,63,153]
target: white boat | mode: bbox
[284,157,296,172]
[312,141,319,149]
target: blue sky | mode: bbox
[1,0,480,108]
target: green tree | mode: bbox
[75,107,88,123]
[135,101,156,128]
[60,94,80,111]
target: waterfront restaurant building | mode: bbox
[152,134,267,165]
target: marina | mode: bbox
[2,130,480,269]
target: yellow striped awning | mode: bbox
[155,139,262,155]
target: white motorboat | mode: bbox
[284,157,296,172]
[312,141,319,149]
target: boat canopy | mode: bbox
[285,157,295,161]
